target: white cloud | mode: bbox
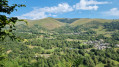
[17,0,110,20]
[103,8,119,17]
[17,3,73,20]
[74,0,109,10]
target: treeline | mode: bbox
[103,21,119,31]
[55,18,79,23]
[74,48,119,67]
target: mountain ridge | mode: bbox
[16,17,119,30]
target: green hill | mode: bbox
[28,17,65,30]
[15,18,119,34]
[55,18,79,23]
[71,18,113,26]
[69,19,119,37]
[2,17,119,67]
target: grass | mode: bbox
[66,39,87,46]
[40,54,51,58]
[35,53,51,58]
[66,39,87,42]
[71,18,113,26]
[95,58,119,67]
[28,17,65,30]
[80,43,87,46]
[112,60,119,65]
[96,63,105,67]
[27,45,39,49]
[92,26,113,37]
[85,48,94,51]
[92,26,105,34]
[60,51,65,55]
[6,50,12,54]
[44,47,58,52]
[30,59,37,63]
[114,48,119,51]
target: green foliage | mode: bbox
[55,18,79,23]
[0,0,26,40]
[103,21,119,31]
[0,0,26,67]
[0,47,6,67]
[0,0,25,14]
[1,2,119,66]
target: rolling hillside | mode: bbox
[27,17,65,30]
[16,18,119,33]
[2,17,119,67]
[55,18,79,23]
[70,18,113,26]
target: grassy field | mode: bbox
[96,63,105,67]
[28,17,65,30]
[92,26,112,37]
[71,18,113,26]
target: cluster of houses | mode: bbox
[83,39,111,50]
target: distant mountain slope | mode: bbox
[71,18,113,26]
[55,18,79,23]
[28,17,65,30]
[15,18,119,31]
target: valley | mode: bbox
[1,18,119,67]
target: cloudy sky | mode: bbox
[8,0,119,20]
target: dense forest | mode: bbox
[1,19,119,67]
[0,0,119,67]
